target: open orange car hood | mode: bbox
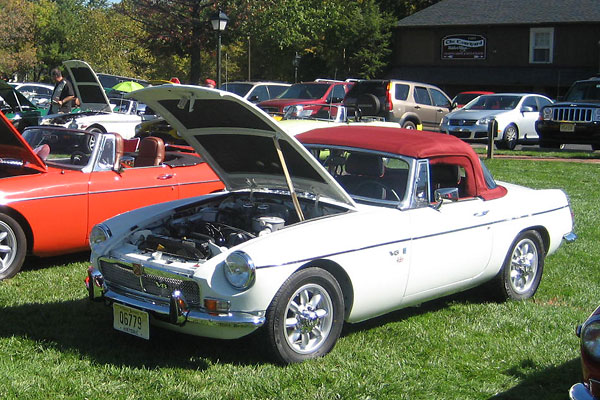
[0,112,46,172]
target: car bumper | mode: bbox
[570,383,598,400]
[441,125,499,141]
[536,121,600,146]
[86,266,265,339]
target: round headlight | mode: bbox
[542,107,553,120]
[89,224,111,248]
[594,108,600,122]
[224,251,256,290]
[582,320,600,360]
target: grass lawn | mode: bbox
[0,155,598,399]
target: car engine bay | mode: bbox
[132,192,347,262]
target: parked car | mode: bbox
[342,79,452,131]
[85,84,575,364]
[451,91,494,109]
[536,76,600,150]
[0,115,223,280]
[40,60,150,138]
[0,80,47,132]
[220,81,290,103]
[257,80,352,119]
[9,82,54,109]
[278,103,400,135]
[570,304,600,400]
[440,93,553,150]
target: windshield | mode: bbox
[22,127,96,168]
[464,95,521,111]
[221,83,253,97]
[565,81,600,101]
[278,83,330,100]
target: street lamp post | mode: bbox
[292,52,301,83]
[210,9,229,88]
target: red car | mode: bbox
[571,305,600,399]
[257,80,353,119]
[0,113,223,279]
[451,91,494,109]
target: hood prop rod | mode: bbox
[273,136,305,222]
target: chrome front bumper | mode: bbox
[87,266,265,339]
[570,383,597,400]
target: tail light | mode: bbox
[386,82,393,111]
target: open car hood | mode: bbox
[62,60,112,112]
[0,80,38,113]
[129,85,355,207]
[0,112,46,172]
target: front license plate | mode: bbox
[113,303,150,340]
[560,123,575,132]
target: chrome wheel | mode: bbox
[0,220,18,275]
[492,230,544,301]
[509,238,539,294]
[266,267,343,363]
[503,124,518,150]
[283,283,334,354]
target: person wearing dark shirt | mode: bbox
[49,68,76,114]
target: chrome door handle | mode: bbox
[158,174,174,180]
[474,210,489,217]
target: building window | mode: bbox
[529,28,554,64]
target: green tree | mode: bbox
[69,4,153,79]
[0,0,37,79]
[34,0,87,77]
[376,0,441,19]
[224,0,395,82]
[119,0,215,84]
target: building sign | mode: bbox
[442,34,486,59]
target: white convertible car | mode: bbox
[40,60,149,138]
[86,85,576,363]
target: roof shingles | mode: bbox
[397,0,600,27]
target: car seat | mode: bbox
[135,136,165,167]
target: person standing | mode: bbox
[49,68,76,114]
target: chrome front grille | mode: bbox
[552,107,594,122]
[99,260,200,306]
[449,119,477,126]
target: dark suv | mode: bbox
[535,76,600,150]
[257,80,352,119]
[342,79,452,131]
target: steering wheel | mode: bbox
[354,180,400,201]
[70,151,89,165]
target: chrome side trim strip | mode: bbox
[258,204,573,269]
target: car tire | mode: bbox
[357,94,381,116]
[86,126,105,151]
[265,267,344,364]
[493,230,545,301]
[0,213,27,280]
[402,121,417,130]
[502,124,518,150]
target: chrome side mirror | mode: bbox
[433,187,459,210]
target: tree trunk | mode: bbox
[189,41,202,85]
